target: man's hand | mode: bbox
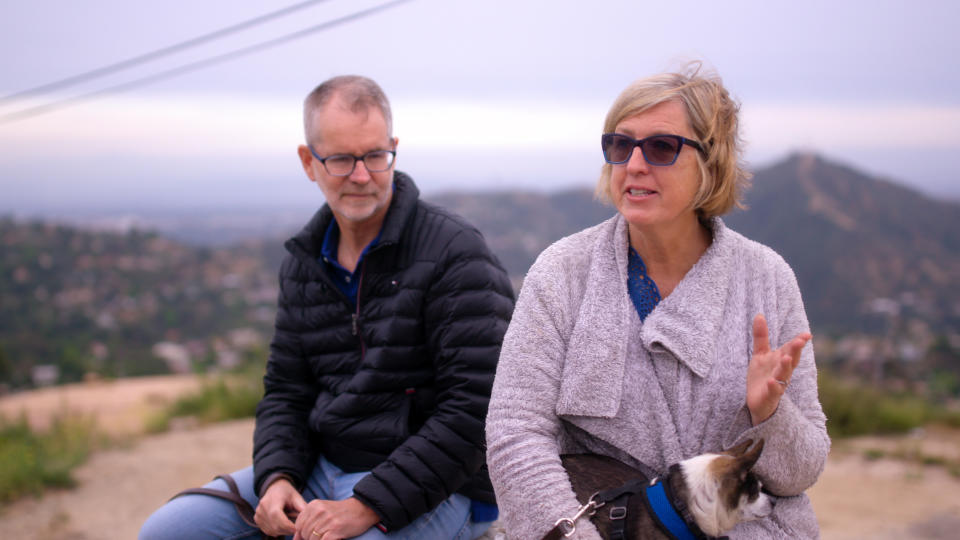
[746,313,811,426]
[254,478,307,537]
[292,497,380,540]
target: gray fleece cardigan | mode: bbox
[486,215,830,539]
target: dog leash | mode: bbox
[171,473,281,540]
[541,490,605,540]
[541,477,723,540]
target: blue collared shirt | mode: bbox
[320,220,381,305]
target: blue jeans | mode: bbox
[139,455,493,540]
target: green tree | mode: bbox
[925,336,960,400]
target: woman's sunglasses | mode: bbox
[601,133,705,166]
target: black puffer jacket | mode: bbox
[253,172,515,530]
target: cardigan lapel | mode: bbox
[555,217,734,419]
[639,218,733,378]
[556,216,631,418]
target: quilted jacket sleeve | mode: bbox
[252,254,320,496]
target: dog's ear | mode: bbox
[736,438,765,472]
[724,438,753,457]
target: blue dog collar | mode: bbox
[645,479,698,540]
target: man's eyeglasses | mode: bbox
[601,133,705,166]
[308,145,396,177]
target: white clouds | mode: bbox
[1,96,605,160]
[0,94,301,160]
[1,94,958,208]
[739,103,960,194]
[2,1,957,210]
[5,95,960,160]
[394,99,606,150]
[742,103,960,151]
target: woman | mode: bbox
[485,65,829,539]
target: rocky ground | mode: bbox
[1,376,959,539]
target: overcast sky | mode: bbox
[1,0,958,215]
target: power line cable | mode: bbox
[0,0,412,125]
[0,0,331,104]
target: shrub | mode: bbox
[819,369,949,437]
[0,413,102,504]
[145,369,263,433]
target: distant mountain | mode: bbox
[0,220,279,388]
[427,189,615,280]
[430,153,960,336]
[3,153,956,389]
[725,153,959,335]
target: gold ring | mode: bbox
[312,531,322,537]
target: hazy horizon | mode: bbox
[2,148,956,221]
[2,1,958,215]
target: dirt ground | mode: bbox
[0,374,205,437]
[808,426,960,539]
[1,376,959,539]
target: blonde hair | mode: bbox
[596,63,751,218]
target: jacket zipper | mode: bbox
[290,236,374,356]
[353,260,367,360]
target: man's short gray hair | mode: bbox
[303,75,393,142]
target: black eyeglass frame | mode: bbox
[307,145,396,177]
[601,133,705,166]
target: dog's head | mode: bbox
[673,438,774,536]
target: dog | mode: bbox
[557,439,773,539]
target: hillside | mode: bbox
[430,154,960,392]
[427,189,615,279]
[431,153,960,338]
[1,153,958,391]
[725,153,960,335]
[0,220,279,388]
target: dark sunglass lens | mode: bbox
[602,134,634,163]
[642,136,681,165]
[601,134,615,161]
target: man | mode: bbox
[140,75,515,540]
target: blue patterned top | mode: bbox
[628,246,661,321]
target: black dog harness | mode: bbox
[541,476,724,540]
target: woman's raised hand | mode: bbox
[746,313,811,425]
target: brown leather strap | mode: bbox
[541,524,569,540]
[172,474,280,540]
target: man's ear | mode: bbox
[389,137,399,169]
[298,145,317,182]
